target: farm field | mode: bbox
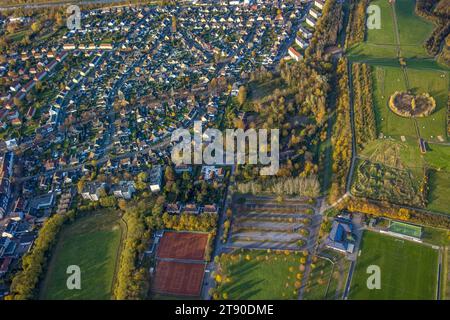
[349,231,439,300]
[40,210,123,300]
[214,249,305,300]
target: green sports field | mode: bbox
[40,210,123,300]
[389,221,422,238]
[349,231,438,300]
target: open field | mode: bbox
[349,231,438,300]
[353,59,450,213]
[348,0,434,59]
[247,79,286,102]
[40,210,123,300]
[215,250,304,300]
[360,139,450,171]
[157,231,208,261]
[152,261,205,297]
[396,0,435,57]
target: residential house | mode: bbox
[81,182,106,201]
[149,165,163,193]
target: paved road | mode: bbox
[201,165,235,300]
[346,61,357,195]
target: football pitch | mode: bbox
[40,210,123,300]
[389,221,422,238]
[349,231,438,300]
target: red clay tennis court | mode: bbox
[157,231,208,261]
[152,260,206,296]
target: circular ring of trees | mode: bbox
[388,91,436,117]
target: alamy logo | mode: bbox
[67,5,81,31]
[171,121,279,176]
[366,265,381,290]
[66,265,81,290]
[367,5,381,30]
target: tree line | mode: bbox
[329,58,352,203]
[236,175,320,198]
[8,210,77,300]
[306,0,343,58]
[415,0,450,66]
[346,197,450,229]
[114,198,152,300]
[345,0,369,48]
[352,63,377,150]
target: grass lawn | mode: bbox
[303,257,336,300]
[366,0,396,45]
[371,65,449,142]
[396,0,435,57]
[427,170,450,213]
[349,231,438,300]
[40,209,123,300]
[8,29,29,42]
[421,226,450,247]
[408,68,449,141]
[215,250,303,300]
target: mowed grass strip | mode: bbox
[40,210,122,300]
[349,231,438,300]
